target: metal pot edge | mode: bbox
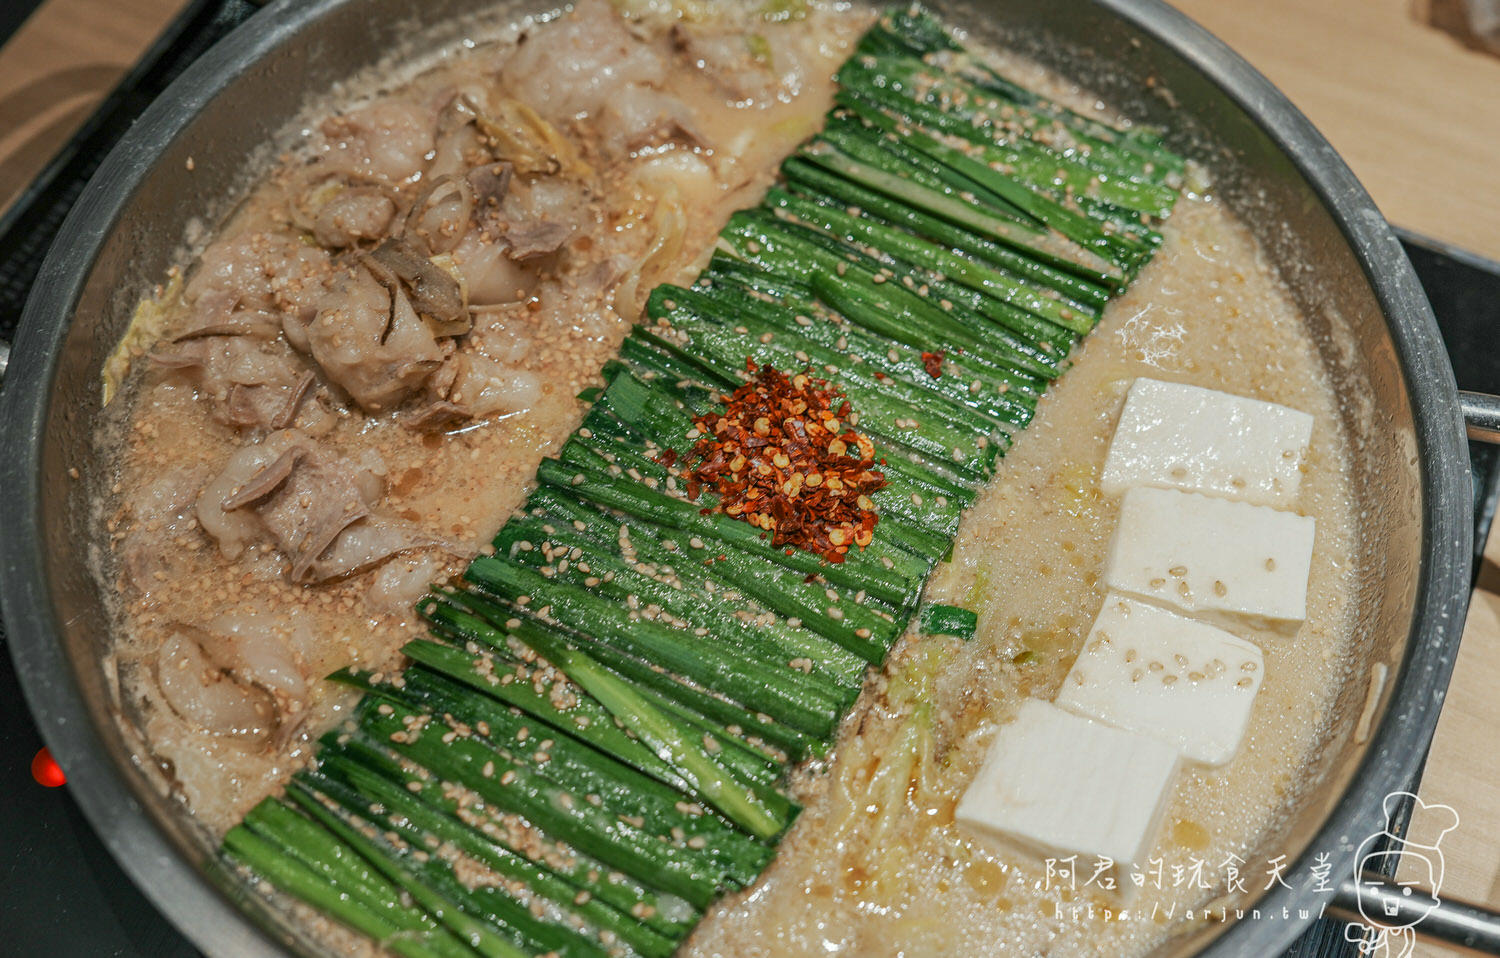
[0,1,1475,955]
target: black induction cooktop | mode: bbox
[0,2,1496,955]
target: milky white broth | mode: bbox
[679,195,1357,957]
[92,4,1357,956]
[97,0,869,833]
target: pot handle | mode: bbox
[1465,390,1500,445]
[1331,873,1500,953]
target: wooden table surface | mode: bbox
[1,0,1497,953]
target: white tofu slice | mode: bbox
[1100,378,1313,509]
[955,700,1180,877]
[1105,486,1315,627]
[1055,594,1265,765]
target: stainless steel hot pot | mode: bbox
[3,0,1500,954]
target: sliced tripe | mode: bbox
[1055,593,1264,766]
[1101,378,1313,509]
[955,700,1180,883]
[1105,486,1315,627]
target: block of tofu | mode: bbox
[1105,486,1315,627]
[1055,594,1265,765]
[955,700,1180,877]
[1100,378,1314,509]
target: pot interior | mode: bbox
[8,0,1458,955]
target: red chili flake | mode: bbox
[683,362,887,563]
[657,448,678,467]
[921,350,946,378]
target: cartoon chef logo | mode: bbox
[1344,791,1459,958]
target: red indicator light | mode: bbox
[31,747,66,788]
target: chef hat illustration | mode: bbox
[1349,791,1460,936]
[1376,791,1459,865]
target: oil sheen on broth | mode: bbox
[94,5,1356,957]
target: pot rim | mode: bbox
[0,0,1473,955]
[1084,3,1471,955]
